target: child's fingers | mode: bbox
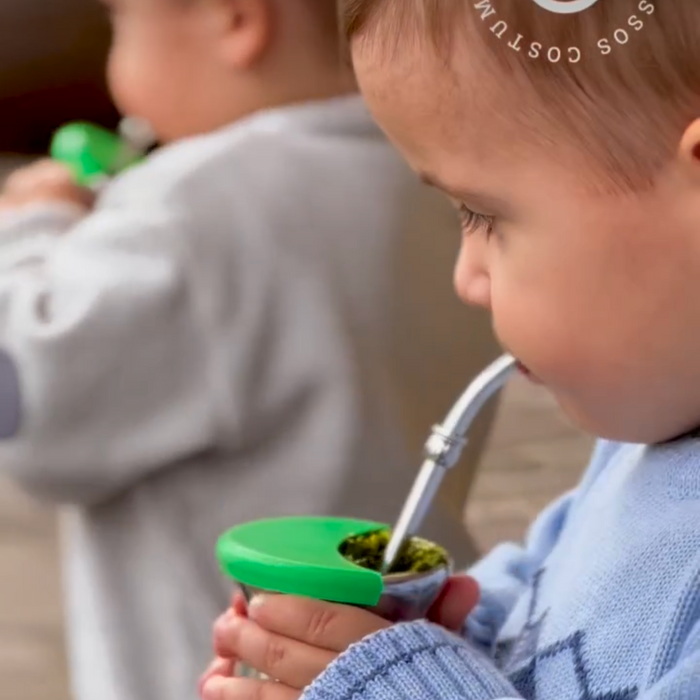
[213,614,335,690]
[2,160,94,210]
[4,161,70,194]
[214,607,246,658]
[231,591,248,617]
[198,657,235,696]
[202,676,300,700]
[247,595,389,653]
[0,199,18,214]
[202,594,248,692]
[427,575,480,632]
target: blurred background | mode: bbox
[0,1,593,698]
[0,0,117,156]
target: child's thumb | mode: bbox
[427,575,480,632]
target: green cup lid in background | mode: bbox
[50,122,144,187]
[216,517,388,607]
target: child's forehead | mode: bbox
[353,38,619,215]
[354,34,536,165]
[349,1,700,195]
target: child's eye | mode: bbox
[459,204,495,237]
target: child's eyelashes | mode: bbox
[459,204,495,238]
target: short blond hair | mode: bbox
[340,0,700,190]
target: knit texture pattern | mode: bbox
[303,438,700,700]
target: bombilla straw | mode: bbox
[381,354,517,574]
[89,118,157,193]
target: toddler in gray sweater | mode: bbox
[0,1,499,699]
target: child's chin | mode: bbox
[552,396,641,443]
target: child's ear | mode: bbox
[678,118,700,182]
[212,0,273,69]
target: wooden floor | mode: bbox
[0,375,594,700]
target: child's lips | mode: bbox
[516,361,543,384]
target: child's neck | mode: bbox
[256,57,357,112]
[162,54,357,143]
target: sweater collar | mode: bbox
[220,93,379,140]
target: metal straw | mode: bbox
[381,354,517,573]
[89,118,157,194]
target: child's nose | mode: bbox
[454,237,491,309]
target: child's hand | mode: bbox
[203,594,390,700]
[200,575,480,700]
[0,160,95,214]
[199,592,249,696]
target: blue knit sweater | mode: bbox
[302,438,700,700]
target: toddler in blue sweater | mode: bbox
[200,2,700,700]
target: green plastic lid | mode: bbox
[50,122,144,187]
[217,517,388,606]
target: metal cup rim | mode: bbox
[381,556,453,583]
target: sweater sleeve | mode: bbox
[0,203,83,269]
[301,619,700,700]
[0,199,218,506]
[464,490,574,650]
[464,439,619,650]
